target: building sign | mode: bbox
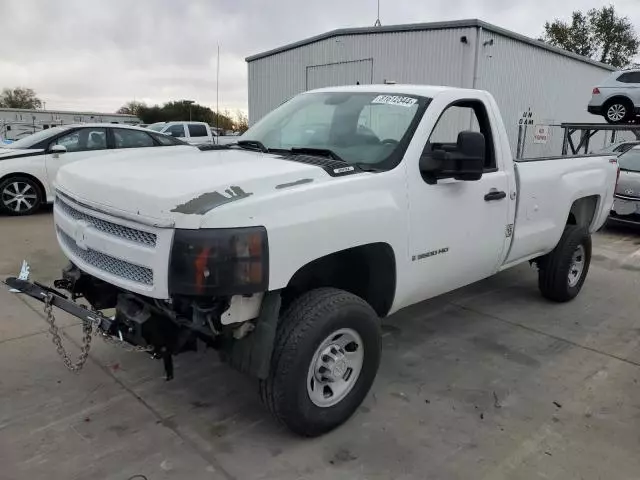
[533,125,550,144]
[518,108,534,126]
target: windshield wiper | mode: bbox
[236,140,269,153]
[290,147,345,162]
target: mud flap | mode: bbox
[221,290,281,379]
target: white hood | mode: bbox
[0,147,43,159]
[55,147,332,225]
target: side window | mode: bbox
[424,101,495,171]
[166,124,186,137]
[188,124,208,137]
[153,133,181,146]
[113,129,155,149]
[617,72,640,83]
[53,128,107,152]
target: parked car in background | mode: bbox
[0,124,193,216]
[589,69,640,124]
[597,140,640,155]
[147,121,238,146]
[608,146,640,226]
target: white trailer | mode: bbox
[0,108,140,142]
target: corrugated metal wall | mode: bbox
[248,27,477,123]
[248,26,613,156]
[476,30,612,157]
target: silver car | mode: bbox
[588,70,640,124]
[609,146,640,225]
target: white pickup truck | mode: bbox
[147,121,237,146]
[6,85,618,437]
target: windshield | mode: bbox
[241,91,429,169]
[619,148,640,172]
[4,126,71,149]
[146,123,166,132]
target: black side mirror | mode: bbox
[420,131,485,185]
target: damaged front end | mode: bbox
[5,262,280,381]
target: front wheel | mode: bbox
[538,225,592,302]
[0,176,43,216]
[260,288,381,437]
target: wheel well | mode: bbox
[567,196,598,228]
[283,243,396,317]
[604,96,633,109]
[0,172,47,202]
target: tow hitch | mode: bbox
[3,265,175,379]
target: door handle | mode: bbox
[484,190,507,201]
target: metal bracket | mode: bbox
[4,277,115,332]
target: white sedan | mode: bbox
[0,124,194,215]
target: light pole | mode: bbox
[183,99,195,121]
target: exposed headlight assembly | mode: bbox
[169,227,268,296]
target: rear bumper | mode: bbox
[588,105,603,115]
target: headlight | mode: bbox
[168,227,268,296]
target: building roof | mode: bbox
[245,18,615,71]
[0,107,138,118]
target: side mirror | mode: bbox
[420,131,485,184]
[49,144,67,155]
[163,131,173,136]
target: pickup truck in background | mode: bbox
[6,85,618,437]
[147,121,237,146]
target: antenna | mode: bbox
[216,44,220,136]
[374,0,381,26]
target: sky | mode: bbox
[2,0,640,115]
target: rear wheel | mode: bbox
[604,100,633,124]
[538,225,591,302]
[260,288,381,437]
[0,176,42,216]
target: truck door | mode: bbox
[406,99,510,304]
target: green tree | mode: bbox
[116,101,147,116]
[0,87,43,109]
[542,5,639,67]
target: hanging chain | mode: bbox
[43,293,153,373]
[44,293,93,372]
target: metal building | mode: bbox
[246,19,615,157]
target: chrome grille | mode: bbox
[55,196,157,247]
[58,228,153,286]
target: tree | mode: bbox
[542,5,639,68]
[234,110,249,133]
[117,101,147,116]
[0,87,43,109]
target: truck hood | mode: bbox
[55,147,334,226]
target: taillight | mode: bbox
[593,87,601,94]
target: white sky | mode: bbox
[2,0,639,114]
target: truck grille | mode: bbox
[58,228,154,286]
[55,195,157,247]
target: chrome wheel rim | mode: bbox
[607,104,626,122]
[306,328,364,408]
[2,181,37,213]
[568,244,586,288]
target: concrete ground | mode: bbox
[2,209,640,480]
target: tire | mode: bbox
[538,225,591,302]
[0,176,43,216]
[604,100,633,124]
[259,288,381,437]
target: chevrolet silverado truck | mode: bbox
[5,85,619,437]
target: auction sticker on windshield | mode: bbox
[371,95,417,107]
